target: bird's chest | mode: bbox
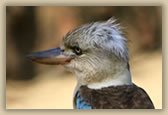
[74,85,135,109]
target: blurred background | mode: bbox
[6,6,162,109]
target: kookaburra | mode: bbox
[27,18,155,109]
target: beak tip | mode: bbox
[26,53,37,60]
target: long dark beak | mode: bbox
[27,47,74,65]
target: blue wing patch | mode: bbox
[76,92,92,109]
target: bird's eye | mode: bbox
[73,46,82,55]
[61,49,65,52]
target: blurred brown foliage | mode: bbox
[6,6,162,80]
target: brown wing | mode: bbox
[79,84,155,109]
[131,86,155,109]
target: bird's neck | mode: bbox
[87,68,132,89]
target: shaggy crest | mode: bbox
[64,17,129,62]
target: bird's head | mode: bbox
[27,18,132,88]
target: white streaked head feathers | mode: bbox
[64,17,129,62]
[90,18,128,62]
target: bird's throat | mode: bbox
[87,69,132,89]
